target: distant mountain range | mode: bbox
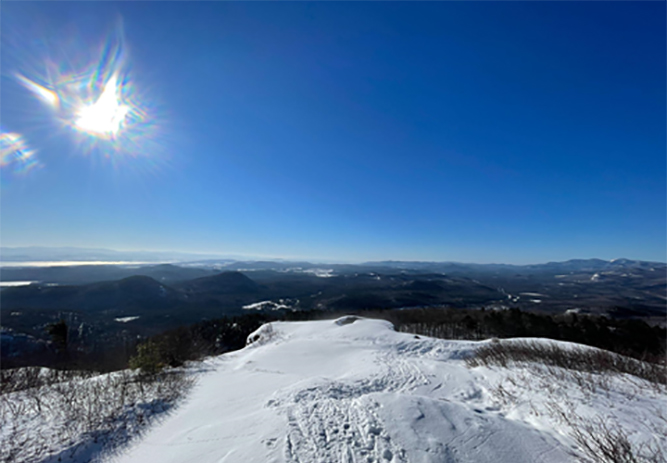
[1,253,664,362]
[3,246,664,270]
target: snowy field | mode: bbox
[107,317,664,463]
[2,317,664,463]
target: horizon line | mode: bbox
[1,245,665,266]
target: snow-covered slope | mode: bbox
[109,317,665,463]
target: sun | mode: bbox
[11,22,168,170]
[74,74,130,138]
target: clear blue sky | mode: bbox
[1,2,665,263]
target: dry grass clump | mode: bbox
[465,339,666,387]
[551,412,665,463]
[466,339,666,463]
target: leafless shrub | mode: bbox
[466,340,666,388]
[0,366,95,394]
[469,340,666,462]
[548,404,665,463]
[0,366,196,463]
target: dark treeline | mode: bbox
[2,307,664,372]
[1,313,272,372]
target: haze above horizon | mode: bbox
[1,2,665,264]
[1,245,664,268]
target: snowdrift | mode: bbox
[108,317,665,463]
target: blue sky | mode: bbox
[1,2,665,263]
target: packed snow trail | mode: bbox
[108,317,657,463]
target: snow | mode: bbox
[243,300,296,311]
[302,268,335,278]
[115,316,140,323]
[105,318,665,463]
[7,318,662,462]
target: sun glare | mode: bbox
[74,74,130,137]
[8,19,168,173]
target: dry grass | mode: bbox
[547,403,665,463]
[466,339,666,463]
[465,339,666,387]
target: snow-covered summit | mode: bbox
[110,317,665,463]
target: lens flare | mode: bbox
[16,74,59,108]
[0,131,41,177]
